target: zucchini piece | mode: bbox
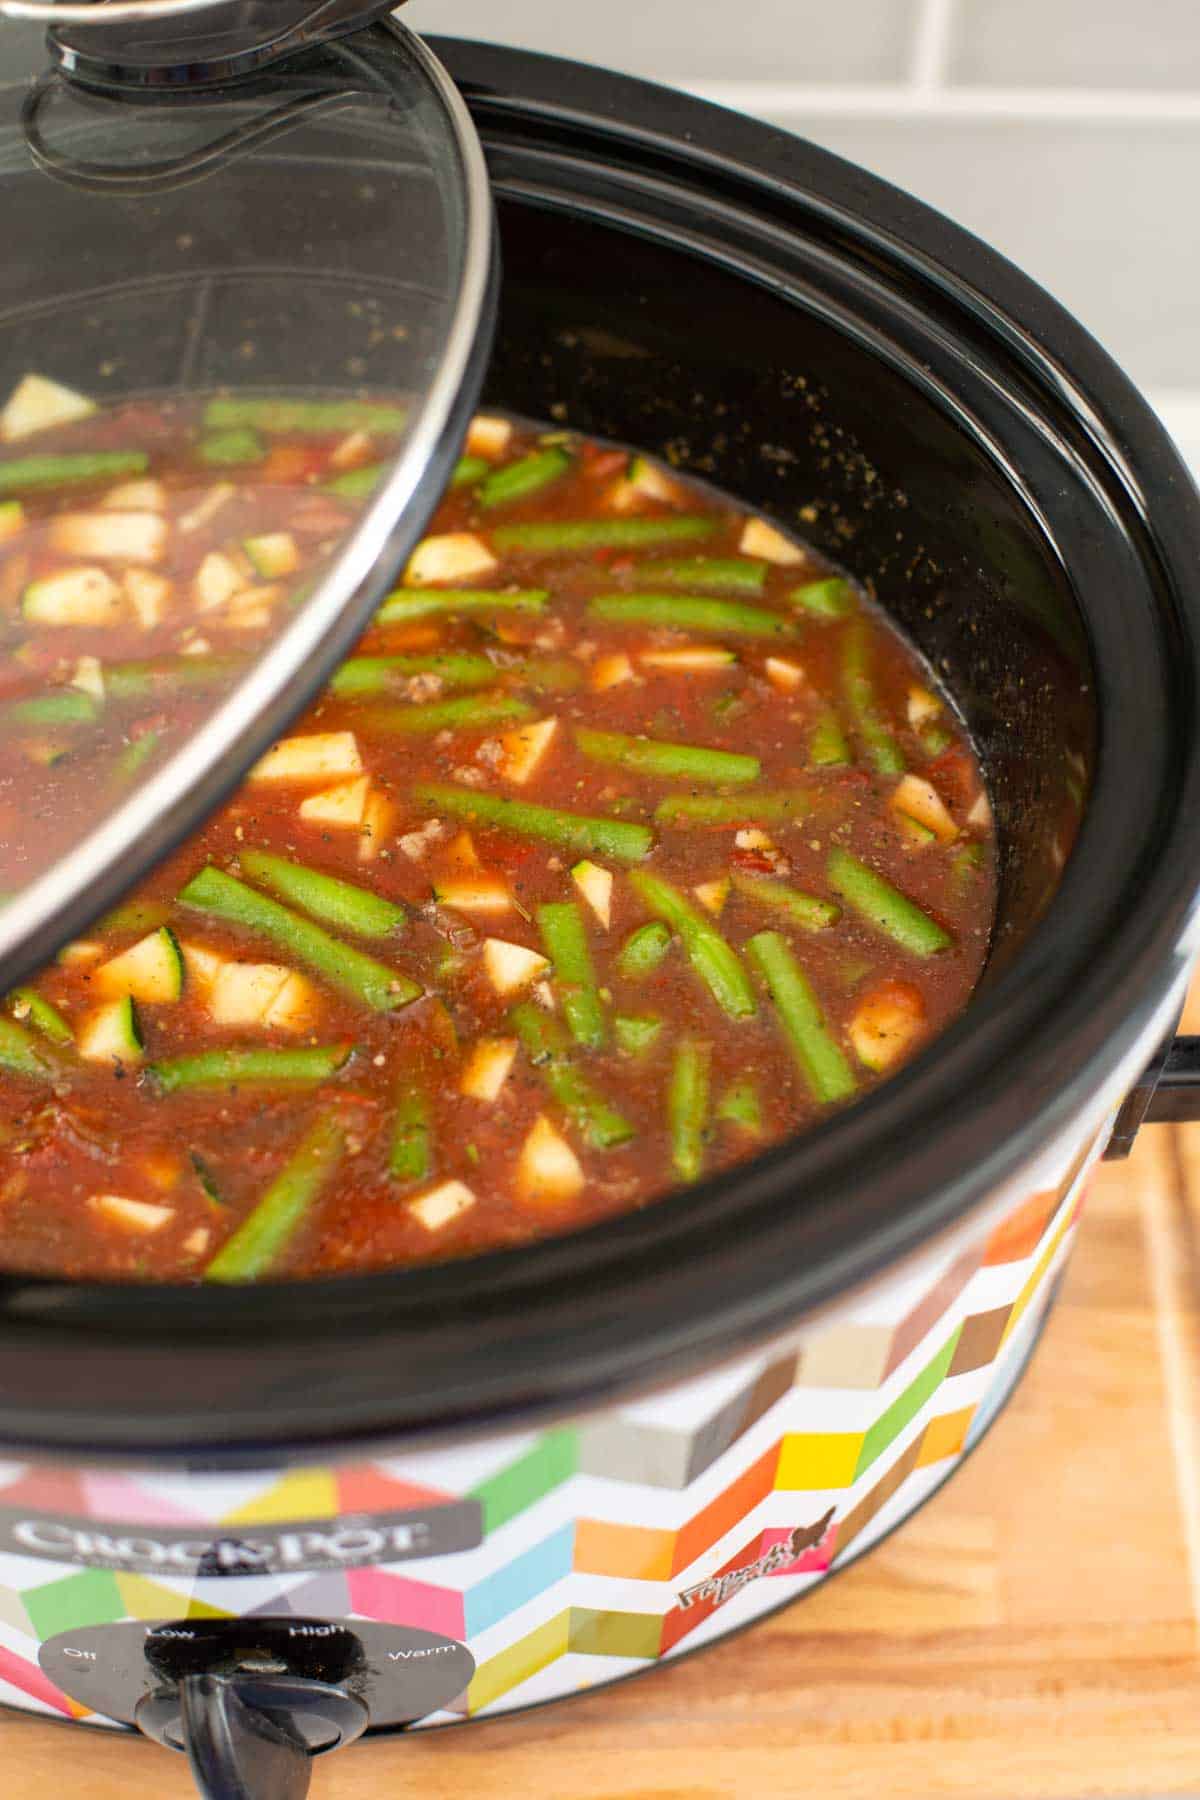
[49,511,166,565]
[405,532,497,587]
[0,1015,51,1078]
[78,994,143,1065]
[95,927,184,1004]
[0,374,96,442]
[251,732,362,783]
[22,567,122,626]
[243,532,300,578]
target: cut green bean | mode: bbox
[480,447,571,509]
[614,1015,663,1057]
[238,849,406,939]
[616,920,672,980]
[331,651,498,697]
[574,727,760,785]
[1,690,98,727]
[452,454,489,489]
[842,616,905,774]
[538,902,605,1050]
[115,731,161,780]
[204,396,407,435]
[8,988,72,1046]
[377,588,547,626]
[654,790,812,827]
[810,711,850,766]
[198,429,264,468]
[669,1038,712,1182]
[494,517,716,553]
[792,577,855,618]
[413,782,653,864]
[389,1083,431,1183]
[149,1045,353,1095]
[106,656,243,700]
[730,870,840,931]
[204,1113,345,1284]
[589,593,792,638]
[0,1014,51,1077]
[509,1002,633,1148]
[179,867,421,1010]
[717,1079,762,1132]
[325,463,382,499]
[362,693,534,736]
[0,451,148,494]
[827,848,952,957]
[629,871,756,1019]
[747,930,857,1105]
[630,556,767,595]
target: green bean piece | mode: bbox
[331,652,497,698]
[480,447,571,509]
[629,871,756,1020]
[362,693,534,736]
[589,593,792,638]
[950,842,986,893]
[413,782,654,864]
[179,867,421,1011]
[238,849,406,940]
[2,691,98,727]
[149,1045,353,1094]
[115,731,161,780]
[452,454,489,489]
[495,517,716,554]
[730,870,840,931]
[198,429,265,468]
[792,577,855,618]
[106,656,243,700]
[0,451,148,494]
[614,1015,663,1057]
[389,1084,431,1183]
[538,902,605,1050]
[203,397,407,435]
[509,1003,634,1149]
[654,790,812,827]
[630,556,767,595]
[842,616,905,775]
[8,988,72,1046]
[747,931,857,1105]
[669,1038,712,1182]
[810,710,850,766]
[616,920,672,980]
[717,1078,762,1132]
[204,1113,345,1283]
[827,848,952,957]
[574,727,760,786]
[504,658,583,694]
[377,588,547,626]
[0,1015,52,1077]
[325,463,382,499]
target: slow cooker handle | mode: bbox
[1106,1032,1200,1157]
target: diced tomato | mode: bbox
[262,445,327,485]
[581,446,627,481]
[730,850,776,874]
[926,746,974,808]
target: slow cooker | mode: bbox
[0,2,1197,1794]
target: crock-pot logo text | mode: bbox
[676,1507,835,1612]
[0,1501,483,1576]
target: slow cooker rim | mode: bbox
[1,40,1198,1459]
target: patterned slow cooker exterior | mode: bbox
[0,1115,1103,1729]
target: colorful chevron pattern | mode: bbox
[0,1128,1097,1729]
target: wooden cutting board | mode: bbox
[3,1122,1199,1795]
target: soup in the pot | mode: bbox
[0,389,996,1281]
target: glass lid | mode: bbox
[0,1,495,992]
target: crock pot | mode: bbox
[0,13,1199,1797]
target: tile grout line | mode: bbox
[1139,1128,1200,1646]
[680,80,1200,122]
[908,0,955,93]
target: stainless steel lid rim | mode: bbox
[0,42,1195,1458]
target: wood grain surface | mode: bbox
[2,1122,1199,1796]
